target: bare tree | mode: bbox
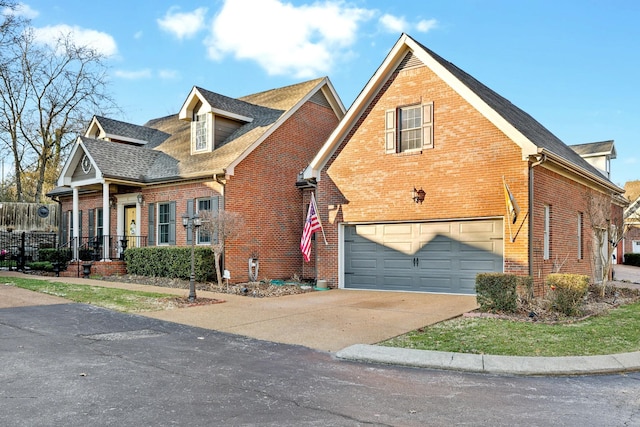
[198,210,246,287]
[584,191,626,296]
[0,17,117,202]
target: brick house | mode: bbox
[622,180,640,259]
[301,33,625,295]
[48,78,345,280]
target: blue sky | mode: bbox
[10,0,640,187]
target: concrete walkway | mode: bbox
[2,265,640,376]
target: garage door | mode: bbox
[344,219,503,294]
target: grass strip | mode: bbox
[381,302,640,357]
[4,277,178,313]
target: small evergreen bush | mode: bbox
[624,253,640,267]
[546,273,590,316]
[124,246,215,282]
[475,273,520,313]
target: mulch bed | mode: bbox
[98,274,314,298]
[465,283,640,324]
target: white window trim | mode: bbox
[190,112,213,154]
[196,198,212,245]
[543,205,550,260]
[385,101,433,154]
[577,212,583,260]
[157,202,171,245]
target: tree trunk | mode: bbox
[214,251,223,287]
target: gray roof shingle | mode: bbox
[64,78,327,186]
[412,37,613,183]
[94,116,170,144]
[569,140,615,157]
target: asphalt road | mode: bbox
[2,301,640,426]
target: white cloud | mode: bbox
[158,69,179,79]
[114,69,152,80]
[2,2,39,19]
[379,14,407,33]
[205,0,374,78]
[416,18,438,33]
[134,30,143,40]
[379,14,438,34]
[158,6,207,40]
[32,24,118,57]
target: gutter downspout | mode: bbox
[528,154,546,278]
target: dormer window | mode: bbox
[191,110,212,154]
[195,114,207,151]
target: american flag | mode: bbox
[300,193,322,262]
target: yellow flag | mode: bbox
[503,179,520,224]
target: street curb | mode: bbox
[335,344,640,376]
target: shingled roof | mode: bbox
[91,116,171,145]
[305,33,621,194]
[51,77,333,195]
[411,38,612,184]
[569,140,616,157]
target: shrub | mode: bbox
[124,246,215,282]
[475,273,520,313]
[546,273,590,316]
[26,261,53,271]
[624,253,640,267]
[38,248,72,264]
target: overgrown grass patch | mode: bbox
[4,277,179,312]
[381,301,640,357]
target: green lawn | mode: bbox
[4,277,178,312]
[381,301,640,357]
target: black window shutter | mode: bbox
[211,196,219,244]
[61,211,68,244]
[186,199,194,244]
[148,203,155,246]
[78,211,83,240]
[169,201,176,245]
[88,209,95,240]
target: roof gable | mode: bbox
[305,33,621,194]
[570,140,616,158]
[85,116,170,146]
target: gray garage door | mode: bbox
[344,219,503,294]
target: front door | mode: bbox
[125,206,137,248]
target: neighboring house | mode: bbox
[301,33,625,295]
[622,180,640,258]
[48,77,345,280]
[569,140,616,180]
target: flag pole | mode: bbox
[503,176,514,243]
[311,193,328,245]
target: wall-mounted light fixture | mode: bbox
[109,196,117,209]
[137,194,144,205]
[412,187,426,204]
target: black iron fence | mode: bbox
[0,231,58,270]
[76,235,148,261]
[0,231,147,271]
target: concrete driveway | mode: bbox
[143,289,478,352]
[0,271,477,352]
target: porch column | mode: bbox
[103,182,110,260]
[72,186,79,260]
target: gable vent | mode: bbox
[309,90,332,109]
[396,51,423,71]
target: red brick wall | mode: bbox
[623,225,640,260]
[56,102,338,283]
[530,167,594,294]
[58,182,219,245]
[316,65,531,288]
[223,100,340,282]
[314,63,619,295]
